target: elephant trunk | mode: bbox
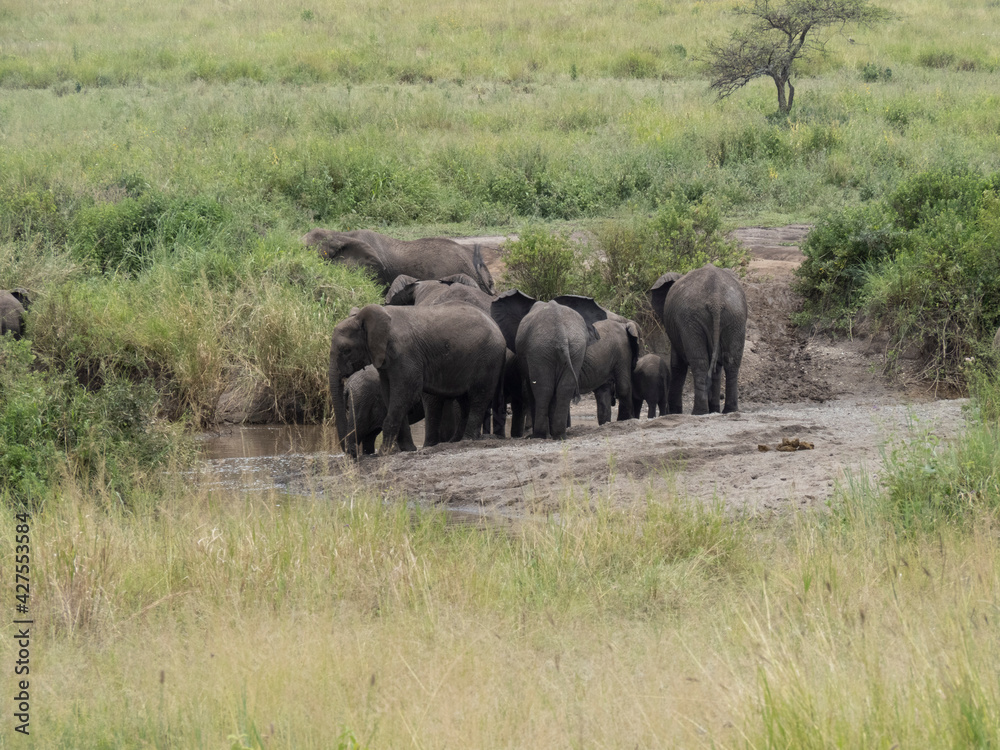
[330,374,356,457]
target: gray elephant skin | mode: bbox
[0,289,30,339]
[329,303,506,453]
[631,353,670,418]
[649,263,747,415]
[575,317,639,424]
[385,274,493,312]
[495,296,607,440]
[304,229,495,294]
[336,365,427,457]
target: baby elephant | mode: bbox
[631,354,670,419]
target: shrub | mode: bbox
[500,226,578,300]
[795,169,1000,385]
[0,337,189,508]
[585,195,750,321]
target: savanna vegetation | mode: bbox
[2,0,1000,745]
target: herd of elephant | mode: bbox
[305,228,750,458]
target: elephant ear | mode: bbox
[624,320,641,371]
[439,273,479,289]
[9,288,30,308]
[648,272,682,328]
[553,294,608,344]
[490,289,537,352]
[471,244,495,294]
[385,275,421,305]
[357,305,392,369]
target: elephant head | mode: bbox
[647,272,683,329]
[329,306,392,451]
[303,229,384,279]
[490,289,538,352]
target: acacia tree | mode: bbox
[705,0,894,114]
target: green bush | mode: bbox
[585,195,750,321]
[795,169,1000,384]
[0,337,189,508]
[70,188,229,274]
[500,226,578,300]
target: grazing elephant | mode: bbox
[576,318,640,425]
[329,303,506,453]
[335,365,425,458]
[649,263,747,415]
[631,353,670,419]
[385,274,493,312]
[497,297,607,440]
[0,289,30,339]
[303,229,495,294]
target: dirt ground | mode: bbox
[364,227,969,515]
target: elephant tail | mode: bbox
[557,340,582,404]
[708,304,722,376]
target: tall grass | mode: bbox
[5,404,1000,747]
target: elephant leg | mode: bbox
[529,379,552,439]
[690,360,711,416]
[723,360,740,413]
[396,420,417,452]
[510,396,525,438]
[708,364,723,414]
[667,352,687,415]
[362,434,377,455]
[549,393,572,440]
[614,373,634,421]
[595,385,613,425]
[648,402,656,419]
[422,394,446,447]
[456,395,475,441]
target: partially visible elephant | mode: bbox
[335,365,426,457]
[576,318,640,425]
[0,289,30,339]
[993,325,1000,354]
[303,229,495,294]
[498,296,607,440]
[649,263,747,415]
[329,303,506,453]
[385,274,493,312]
[631,353,670,419]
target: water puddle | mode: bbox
[193,424,343,496]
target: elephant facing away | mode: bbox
[631,353,670,419]
[329,303,506,453]
[303,229,495,294]
[649,263,747,415]
[335,365,425,458]
[0,289,30,339]
[503,298,607,440]
[576,318,640,425]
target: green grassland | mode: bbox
[2,0,1000,745]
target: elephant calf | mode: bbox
[631,354,670,419]
[337,366,424,458]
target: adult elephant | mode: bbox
[303,229,495,294]
[494,296,607,440]
[329,303,506,453]
[385,274,492,312]
[631,353,670,419]
[0,289,30,339]
[334,365,425,458]
[648,263,747,415]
